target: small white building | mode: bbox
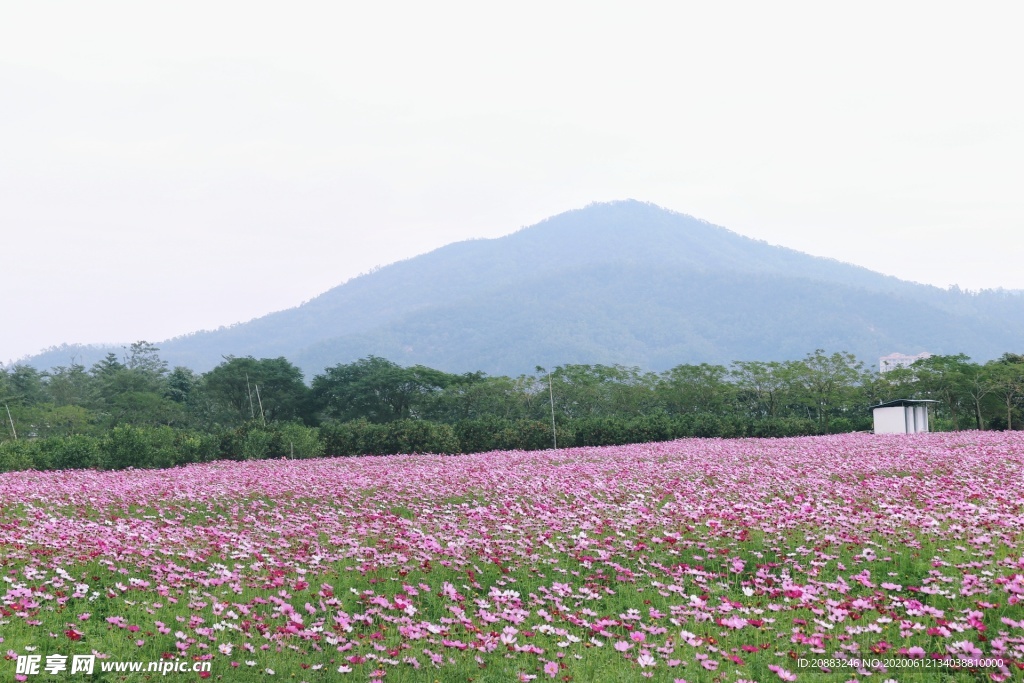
[871,399,938,434]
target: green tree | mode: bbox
[203,356,312,425]
[787,350,866,432]
[987,355,1024,430]
[731,360,788,419]
[15,404,93,439]
[3,364,47,406]
[911,354,972,430]
[88,346,181,427]
[124,341,169,377]
[90,353,125,383]
[658,363,732,416]
[312,356,456,423]
[1,365,51,440]
[961,360,996,430]
[165,366,199,404]
[542,364,655,419]
[45,362,94,407]
[869,365,917,405]
[424,373,537,422]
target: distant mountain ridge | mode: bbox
[23,201,1024,376]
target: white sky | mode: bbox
[2,1,1023,364]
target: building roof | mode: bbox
[871,399,940,411]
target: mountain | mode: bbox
[24,200,1024,376]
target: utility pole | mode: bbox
[4,403,16,440]
[245,374,256,420]
[254,383,267,427]
[548,371,557,450]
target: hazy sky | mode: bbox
[3,1,1022,364]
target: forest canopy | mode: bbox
[2,343,1022,473]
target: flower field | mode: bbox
[2,433,1024,682]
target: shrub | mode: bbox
[368,420,460,455]
[319,420,365,457]
[49,435,104,470]
[102,425,149,470]
[100,425,179,469]
[0,439,37,472]
[272,422,324,459]
[690,413,724,438]
[174,431,220,464]
[570,417,626,447]
[499,420,567,451]
[826,416,868,434]
[454,417,513,453]
[241,428,274,461]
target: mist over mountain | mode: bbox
[24,201,1024,376]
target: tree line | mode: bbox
[1,344,1022,472]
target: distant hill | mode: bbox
[24,200,1024,377]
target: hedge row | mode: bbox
[0,413,869,473]
[0,424,321,473]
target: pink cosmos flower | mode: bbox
[768,665,797,681]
